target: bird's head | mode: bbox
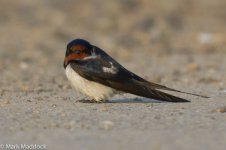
[64,39,93,68]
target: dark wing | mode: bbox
[71,46,209,102]
[70,52,195,102]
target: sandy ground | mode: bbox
[0,0,226,150]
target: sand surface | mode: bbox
[0,0,226,150]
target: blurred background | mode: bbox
[1,1,226,149]
[0,0,226,91]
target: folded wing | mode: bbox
[70,50,207,102]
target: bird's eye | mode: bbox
[75,50,81,54]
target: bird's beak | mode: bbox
[63,53,81,68]
[64,54,75,69]
[63,57,67,68]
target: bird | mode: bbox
[63,39,208,103]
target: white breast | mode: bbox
[65,64,115,101]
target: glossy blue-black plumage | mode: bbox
[67,39,92,50]
[65,39,208,102]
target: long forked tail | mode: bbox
[146,82,210,98]
[137,81,210,102]
[158,86,210,98]
[146,89,190,103]
[108,80,191,103]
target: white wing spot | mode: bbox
[83,47,100,60]
[102,62,117,74]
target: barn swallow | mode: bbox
[63,39,208,103]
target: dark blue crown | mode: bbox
[67,39,91,49]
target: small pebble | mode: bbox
[100,105,109,112]
[211,106,226,113]
[0,100,10,107]
[219,90,226,93]
[52,104,57,107]
[63,121,76,130]
[4,100,10,104]
[100,120,114,130]
[186,63,199,72]
[19,62,29,70]
[20,85,30,92]
[198,32,213,44]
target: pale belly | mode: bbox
[65,65,115,101]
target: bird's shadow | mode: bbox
[107,97,163,103]
[77,97,170,103]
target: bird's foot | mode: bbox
[77,99,107,103]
